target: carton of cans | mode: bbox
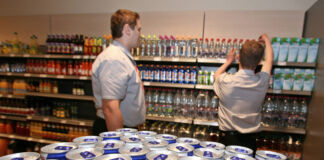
[199,141,225,150]
[177,137,200,149]
[119,145,150,160]
[99,131,123,140]
[95,140,125,155]
[225,145,253,157]
[194,148,224,160]
[73,136,102,148]
[156,134,177,144]
[0,152,40,160]
[143,138,168,151]
[41,142,78,160]
[94,154,132,160]
[167,143,194,158]
[66,148,104,160]
[136,130,157,140]
[116,128,138,136]
[121,135,145,147]
[146,150,178,160]
[255,150,287,160]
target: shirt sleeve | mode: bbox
[213,73,227,98]
[258,71,271,86]
[98,59,129,100]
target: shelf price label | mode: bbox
[39,74,48,78]
[277,62,287,66]
[57,75,64,79]
[172,57,179,62]
[90,56,97,59]
[24,73,31,77]
[153,57,161,61]
[73,55,82,59]
[83,55,90,59]
[43,118,49,122]
[79,122,86,126]
[23,54,31,57]
[79,76,88,80]
[44,55,51,58]
[6,73,13,76]
[60,120,67,124]
[272,90,282,94]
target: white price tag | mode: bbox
[143,82,150,86]
[79,76,88,80]
[39,139,45,143]
[39,74,47,78]
[27,137,33,141]
[44,55,51,58]
[57,75,64,79]
[0,115,5,119]
[73,55,82,59]
[218,59,226,63]
[60,120,67,124]
[153,57,161,61]
[9,54,15,57]
[277,62,287,66]
[272,90,282,94]
[79,122,86,126]
[9,135,14,138]
[0,94,3,97]
[23,54,30,57]
[7,72,12,76]
[43,118,49,122]
[7,95,12,98]
[24,73,31,77]
[172,58,179,62]
[27,116,32,120]
[90,56,96,59]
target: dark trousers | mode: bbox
[219,131,258,156]
[92,117,138,136]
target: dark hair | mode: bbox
[239,40,265,69]
[111,9,140,39]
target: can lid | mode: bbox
[119,145,150,156]
[179,156,206,160]
[194,148,224,159]
[137,130,157,138]
[95,140,125,150]
[73,136,102,145]
[167,143,194,153]
[99,131,123,138]
[226,145,253,155]
[66,148,104,160]
[225,153,256,160]
[199,141,225,150]
[156,134,177,141]
[176,137,200,145]
[41,142,78,154]
[256,150,287,160]
[144,138,168,148]
[116,128,138,133]
[146,150,178,160]
[0,152,40,160]
[94,154,132,160]
[121,135,145,143]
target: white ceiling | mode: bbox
[0,0,318,16]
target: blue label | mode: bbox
[106,133,117,137]
[11,158,23,160]
[80,151,96,159]
[129,137,140,142]
[176,146,188,152]
[162,136,174,139]
[84,138,97,142]
[161,70,166,82]
[266,153,281,159]
[130,147,142,152]
[203,151,213,158]
[206,144,216,148]
[235,148,248,154]
[140,132,150,135]
[149,141,160,145]
[184,140,193,143]
[104,143,115,149]
[230,156,245,160]
[154,154,168,160]
[111,158,125,160]
[55,146,73,150]
[121,129,130,132]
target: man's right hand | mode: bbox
[226,48,236,64]
[259,33,273,74]
[259,33,271,45]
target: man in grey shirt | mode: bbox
[91,9,145,134]
[213,34,273,153]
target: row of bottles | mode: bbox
[0,120,29,136]
[133,35,244,58]
[262,96,308,129]
[145,88,219,120]
[26,80,58,93]
[0,32,40,55]
[0,63,25,73]
[0,99,32,115]
[30,122,89,141]
[138,64,197,84]
[26,59,93,76]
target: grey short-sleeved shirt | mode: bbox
[91,40,146,127]
[213,69,270,133]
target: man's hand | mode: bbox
[226,48,236,64]
[258,34,271,46]
[214,48,236,81]
[259,33,273,74]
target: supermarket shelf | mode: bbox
[26,115,93,127]
[146,115,192,124]
[195,84,214,90]
[0,133,60,144]
[0,93,25,99]
[193,119,219,126]
[197,58,228,64]
[0,114,27,121]
[273,62,316,67]
[0,72,91,80]
[262,126,306,134]
[0,53,97,60]
[25,92,94,101]
[143,82,195,89]
[134,56,196,63]
[267,89,312,96]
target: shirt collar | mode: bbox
[237,69,255,75]
[112,40,133,60]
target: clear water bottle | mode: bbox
[297,98,307,128]
[187,90,197,119]
[152,89,160,116]
[209,38,215,58]
[140,35,146,57]
[262,96,273,127]
[158,89,166,116]
[179,89,189,118]
[145,88,153,115]
[173,89,181,117]
[152,34,158,56]
[271,96,280,127]
[220,38,227,59]
[215,38,221,58]
[146,35,151,56]
[209,93,219,120]
[288,97,299,128]
[279,97,290,128]
[201,91,210,120]
[191,36,198,58]
[164,89,174,117]
[196,91,204,119]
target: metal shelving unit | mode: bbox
[0,94,25,99]
[0,133,60,144]
[0,72,91,80]
[25,92,94,101]
[0,53,97,60]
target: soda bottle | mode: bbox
[166,65,172,83]
[204,70,209,85]
[173,89,181,117]
[190,66,197,84]
[191,36,198,58]
[158,35,164,57]
[160,65,166,83]
[178,66,184,84]
[146,35,151,56]
[149,65,154,82]
[144,65,149,81]
[197,70,204,84]
[165,35,172,57]
[184,66,190,84]
[187,90,197,119]
[160,35,167,57]
[154,65,160,82]
[152,34,158,56]
[171,66,178,83]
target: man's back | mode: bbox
[214,69,270,133]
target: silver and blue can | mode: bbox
[177,137,200,149]
[0,152,40,160]
[179,156,206,160]
[95,140,125,155]
[121,135,144,147]
[119,145,150,160]
[143,138,168,151]
[41,142,78,160]
[199,141,225,150]
[225,145,253,157]
[146,150,178,160]
[136,130,157,140]
[116,128,138,136]
[99,131,123,141]
[255,150,287,160]
[194,148,224,160]
[66,148,104,160]
[156,134,177,144]
[224,154,256,160]
[73,136,102,148]
[167,143,194,158]
[94,154,132,160]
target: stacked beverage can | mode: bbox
[41,142,78,160]
[95,140,125,155]
[0,152,40,160]
[66,148,104,160]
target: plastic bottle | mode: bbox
[171,66,178,83]
[191,36,198,58]
[209,38,215,58]
[297,98,307,128]
[288,97,299,128]
[146,35,151,56]
[145,88,153,115]
[202,91,210,120]
[165,89,174,117]
[158,89,166,116]
[178,66,184,84]
[140,35,146,57]
[165,35,172,57]
[196,91,204,119]
[210,93,219,120]
[220,38,227,59]
[184,66,191,84]
[262,96,273,127]
[152,89,160,116]
[187,90,197,119]
[279,97,290,128]
[179,89,188,117]
[166,65,172,83]
[173,89,181,117]
[152,34,158,56]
